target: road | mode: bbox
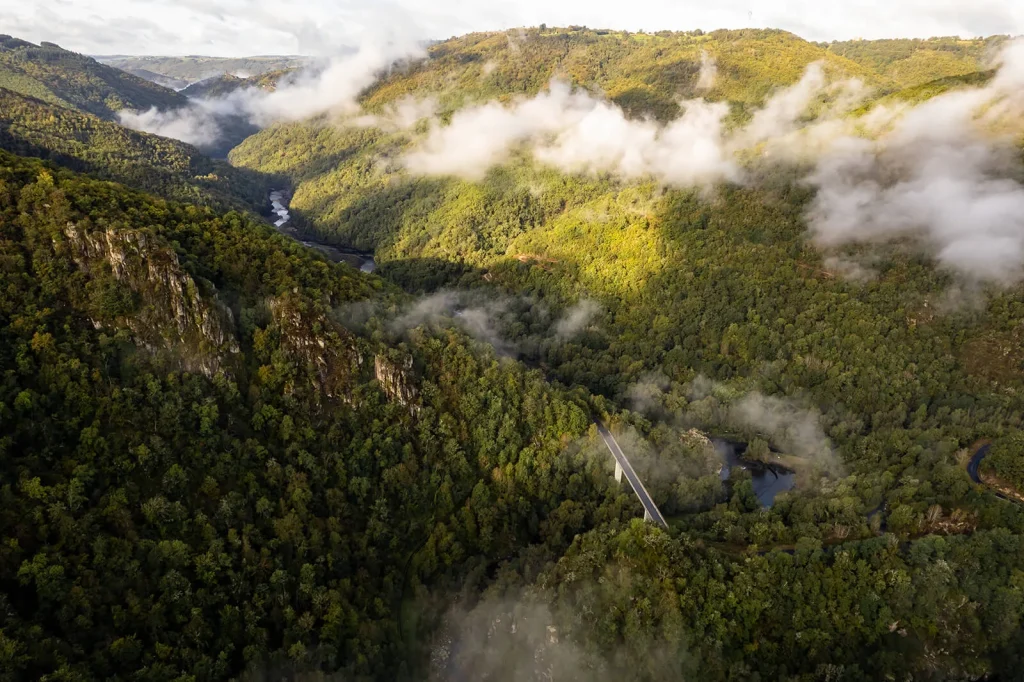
[596,423,669,529]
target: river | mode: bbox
[713,439,796,508]
[269,190,376,273]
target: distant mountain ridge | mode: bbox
[95,54,315,86]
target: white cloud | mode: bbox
[118,39,425,147]
[805,40,1024,284]
[402,63,851,187]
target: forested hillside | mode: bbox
[827,36,1002,87]
[180,74,253,99]
[0,36,187,119]
[3,148,1024,682]
[229,22,1024,565]
[0,88,273,212]
[4,24,1024,682]
[362,28,877,119]
[0,151,642,679]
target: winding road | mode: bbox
[596,423,669,529]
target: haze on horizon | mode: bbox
[1,0,1022,57]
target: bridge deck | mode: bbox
[597,424,668,529]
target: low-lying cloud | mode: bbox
[627,375,843,475]
[696,50,717,91]
[553,298,601,340]
[389,290,601,356]
[119,39,426,149]
[805,40,1024,284]
[401,59,864,186]
[118,105,224,148]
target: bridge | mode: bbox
[596,423,668,529]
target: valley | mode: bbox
[1,20,1024,682]
[269,189,377,272]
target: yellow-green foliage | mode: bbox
[364,28,878,119]
[828,36,1002,88]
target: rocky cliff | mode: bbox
[269,293,362,400]
[58,221,240,375]
[374,352,420,413]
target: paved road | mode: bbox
[596,423,668,529]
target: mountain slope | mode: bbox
[180,74,252,99]
[231,26,1024,511]
[119,66,190,90]
[0,36,187,119]
[827,36,1002,88]
[4,147,1024,681]
[0,87,273,213]
[0,149,628,680]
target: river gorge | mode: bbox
[269,190,376,273]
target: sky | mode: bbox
[1,0,1022,57]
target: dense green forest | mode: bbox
[231,28,1024,507]
[2,25,1024,681]
[0,88,274,213]
[0,36,186,120]
[4,148,1024,682]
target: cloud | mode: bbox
[388,291,517,355]
[804,40,1024,285]
[822,256,877,282]
[728,392,838,471]
[401,61,865,187]
[403,81,602,180]
[553,299,600,340]
[118,105,223,147]
[683,376,842,474]
[353,95,439,131]
[731,61,827,148]
[696,50,716,90]
[118,38,425,147]
[626,371,672,414]
[388,290,604,357]
[404,79,740,185]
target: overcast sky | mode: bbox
[2,0,1022,57]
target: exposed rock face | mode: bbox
[60,221,239,376]
[269,294,361,400]
[374,353,419,413]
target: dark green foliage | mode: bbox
[4,25,1024,682]
[0,88,275,213]
[0,151,630,680]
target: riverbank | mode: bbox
[966,440,1024,506]
[268,190,376,273]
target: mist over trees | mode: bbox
[2,24,1024,682]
